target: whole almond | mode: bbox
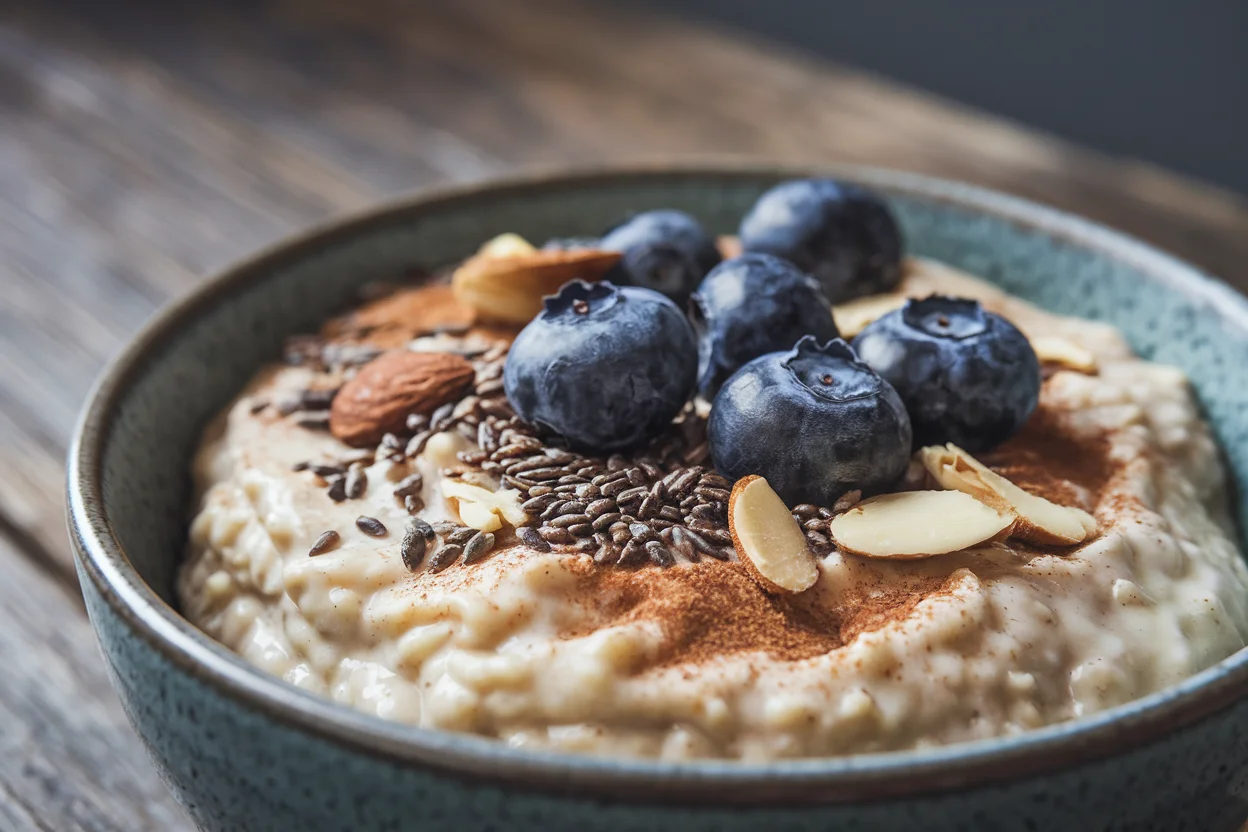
[329,351,474,447]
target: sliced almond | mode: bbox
[441,479,529,530]
[717,235,743,259]
[452,235,622,325]
[828,491,1013,559]
[919,444,1097,546]
[478,232,537,258]
[728,476,819,595]
[832,293,908,338]
[1031,336,1098,374]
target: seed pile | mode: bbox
[285,333,839,570]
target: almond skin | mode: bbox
[329,351,474,447]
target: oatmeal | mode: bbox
[179,182,1248,760]
[179,255,1248,760]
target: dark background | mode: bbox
[658,0,1248,195]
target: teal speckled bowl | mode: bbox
[68,166,1248,831]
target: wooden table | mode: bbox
[3,0,1247,826]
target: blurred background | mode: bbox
[1,1,1247,828]
[660,0,1248,194]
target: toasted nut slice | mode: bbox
[728,475,819,594]
[452,234,622,324]
[717,235,743,259]
[478,232,537,258]
[1031,336,1098,374]
[919,444,1096,546]
[832,293,908,338]
[829,491,1013,559]
[441,479,529,529]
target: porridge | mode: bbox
[179,180,1248,761]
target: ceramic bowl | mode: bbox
[68,166,1248,831]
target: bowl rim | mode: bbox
[67,162,1248,806]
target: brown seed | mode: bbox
[586,499,615,518]
[557,501,588,516]
[409,518,436,540]
[540,500,567,521]
[567,523,594,537]
[616,486,648,504]
[600,479,630,498]
[638,461,663,481]
[431,520,460,536]
[296,412,332,430]
[628,522,657,544]
[667,526,699,562]
[539,527,576,545]
[658,505,684,523]
[690,504,721,523]
[307,463,345,478]
[575,483,601,500]
[326,477,348,502]
[521,466,562,482]
[624,468,647,488]
[681,527,728,560]
[528,484,554,497]
[792,504,821,520]
[400,527,427,570]
[553,483,580,495]
[610,526,632,545]
[445,526,477,545]
[309,530,341,556]
[345,466,368,499]
[803,518,829,533]
[405,430,433,458]
[696,486,732,503]
[556,474,588,486]
[607,454,628,472]
[518,526,552,552]
[645,540,675,568]
[355,516,387,537]
[406,412,431,433]
[404,494,425,514]
[462,531,496,564]
[428,544,463,572]
[670,466,704,496]
[394,473,424,498]
[506,457,554,476]
[618,539,647,567]
[806,530,831,547]
[591,512,622,531]
[638,494,659,519]
[700,473,733,490]
[575,466,601,479]
[522,493,559,514]
[430,402,456,430]
[300,388,339,409]
[476,378,504,396]
[594,543,622,565]
[550,513,592,529]
[501,475,531,490]
[457,450,488,466]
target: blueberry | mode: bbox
[708,337,912,505]
[853,296,1040,452]
[599,210,721,305]
[739,179,903,303]
[504,280,697,451]
[691,253,839,399]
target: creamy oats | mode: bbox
[179,258,1248,761]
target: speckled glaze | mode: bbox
[68,166,1248,831]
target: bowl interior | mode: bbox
[97,171,1248,604]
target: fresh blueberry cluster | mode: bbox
[503,179,1041,508]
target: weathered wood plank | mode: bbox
[0,533,190,829]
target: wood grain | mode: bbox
[0,533,190,830]
[0,0,1247,825]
